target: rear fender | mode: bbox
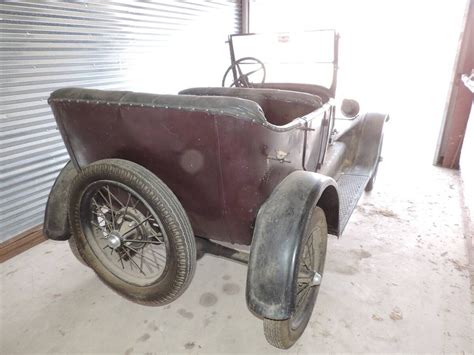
[43,161,77,240]
[246,171,339,320]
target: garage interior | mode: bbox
[1,0,473,353]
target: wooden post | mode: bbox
[434,0,474,169]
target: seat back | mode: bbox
[252,83,333,104]
[179,87,322,126]
[49,87,267,124]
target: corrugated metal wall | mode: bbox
[0,0,241,242]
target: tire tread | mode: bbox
[68,159,196,306]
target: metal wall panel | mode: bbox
[0,0,241,242]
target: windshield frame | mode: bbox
[227,29,339,97]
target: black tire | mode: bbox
[263,206,328,349]
[68,236,88,267]
[68,159,196,306]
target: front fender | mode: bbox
[246,170,338,320]
[353,112,389,175]
[43,161,77,240]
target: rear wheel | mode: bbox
[263,207,328,349]
[68,159,196,306]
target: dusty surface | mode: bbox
[1,156,473,354]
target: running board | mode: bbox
[336,173,369,234]
[321,112,388,235]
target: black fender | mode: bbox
[246,170,339,320]
[353,112,389,177]
[43,161,78,240]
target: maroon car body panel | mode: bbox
[49,87,331,245]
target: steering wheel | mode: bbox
[222,57,266,88]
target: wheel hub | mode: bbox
[106,231,122,249]
[118,208,153,248]
[310,272,322,286]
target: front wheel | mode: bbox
[263,206,328,349]
[68,159,196,306]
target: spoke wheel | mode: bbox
[263,206,328,349]
[80,181,169,286]
[69,159,196,305]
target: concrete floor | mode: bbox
[1,158,473,354]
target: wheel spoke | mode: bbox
[139,244,145,271]
[309,234,315,270]
[104,186,116,228]
[96,192,116,229]
[117,250,125,269]
[105,185,125,208]
[150,231,163,239]
[122,247,146,275]
[132,196,141,209]
[297,279,311,287]
[91,211,113,232]
[91,220,107,231]
[148,244,160,270]
[124,245,162,268]
[296,284,309,296]
[298,271,312,280]
[295,232,317,309]
[124,239,163,245]
[297,286,312,307]
[91,197,106,214]
[149,221,163,235]
[121,216,152,238]
[147,246,167,261]
[302,253,312,272]
[123,193,132,221]
[97,189,112,211]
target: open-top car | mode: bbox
[44,30,388,349]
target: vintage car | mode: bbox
[43,30,388,349]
